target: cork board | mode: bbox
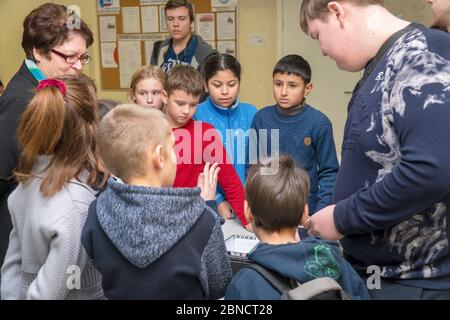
[96,0,238,90]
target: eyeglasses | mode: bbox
[51,49,92,65]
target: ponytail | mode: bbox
[15,76,108,196]
[16,86,66,178]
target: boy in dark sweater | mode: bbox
[251,55,339,214]
[81,104,232,299]
[225,156,369,300]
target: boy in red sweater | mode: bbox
[163,65,248,228]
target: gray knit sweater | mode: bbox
[1,156,104,300]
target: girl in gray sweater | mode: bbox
[1,76,108,300]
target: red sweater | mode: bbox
[172,120,246,225]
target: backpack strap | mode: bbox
[283,277,352,300]
[245,263,296,294]
[151,40,163,65]
[246,263,352,300]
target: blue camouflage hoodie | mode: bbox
[225,236,370,300]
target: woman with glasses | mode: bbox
[0,3,94,279]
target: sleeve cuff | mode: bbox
[333,200,348,236]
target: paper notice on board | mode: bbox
[218,41,236,56]
[159,6,168,33]
[118,40,142,88]
[211,0,237,8]
[99,16,117,42]
[196,14,215,41]
[141,0,165,4]
[101,42,118,68]
[122,7,141,33]
[217,12,235,40]
[141,6,158,33]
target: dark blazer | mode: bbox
[0,61,38,267]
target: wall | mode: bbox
[0,0,277,106]
[385,0,433,25]
[0,0,435,107]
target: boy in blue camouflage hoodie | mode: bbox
[225,156,369,300]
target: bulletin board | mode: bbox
[97,0,239,90]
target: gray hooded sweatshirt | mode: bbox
[82,178,232,299]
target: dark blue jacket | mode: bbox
[225,236,369,300]
[333,25,450,288]
[0,61,38,268]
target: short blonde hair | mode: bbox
[299,0,384,34]
[129,65,166,100]
[97,104,172,181]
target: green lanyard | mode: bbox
[25,59,46,82]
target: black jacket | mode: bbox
[0,61,38,266]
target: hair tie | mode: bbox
[37,79,67,97]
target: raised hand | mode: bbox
[197,162,220,201]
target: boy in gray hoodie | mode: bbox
[82,104,232,299]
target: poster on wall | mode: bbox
[99,16,117,42]
[122,7,141,33]
[211,0,237,9]
[141,6,159,33]
[196,14,215,41]
[101,42,118,68]
[218,40,236,57]
[159,6,168,32]
[118,40,142,88]
[141,0,165,4]
[217,12,235,40]
[97,0,120,14]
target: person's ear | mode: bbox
[204,81,209,93]
[304,83,313,97]
[300,204,309,225]
[327,1,345,24]
[161,90,168,105]
[130,91,137,103]
[244,200,254,224]
[32,47,46,63]
[153,144,165,170]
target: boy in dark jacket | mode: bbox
[225,156,369,300]
[82,104,232,300]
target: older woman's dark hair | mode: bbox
[22,3,94,60]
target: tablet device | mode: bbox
[225,234,260,258]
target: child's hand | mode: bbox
[245,223,254,233]
[218,201,234,219]
[198,162,220,201]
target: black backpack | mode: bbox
[246,263,352,300]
